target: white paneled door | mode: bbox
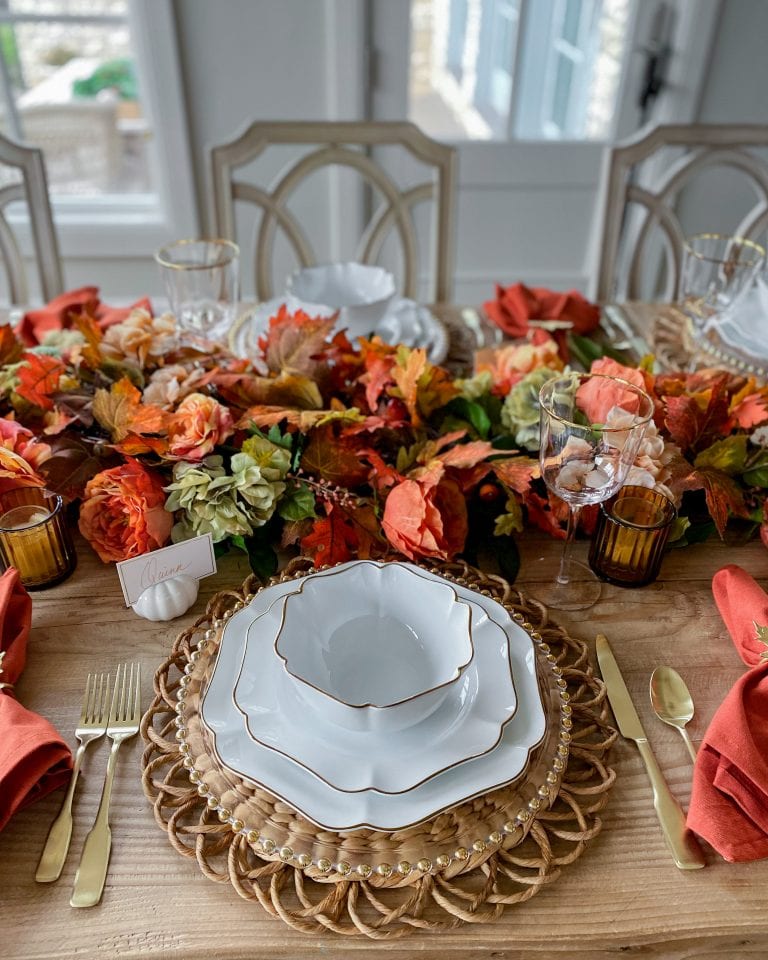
[364,0,719,303]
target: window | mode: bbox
[0,0,196,266]
[409,0,633,141]
[0,0,154,197]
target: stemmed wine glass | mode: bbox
[536,372,655,611]
[680,233,765,333]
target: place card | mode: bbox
[117,534,216,606]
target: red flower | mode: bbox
[382,464,467,561]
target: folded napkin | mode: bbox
[18,286,153,347]
[483,282,600,339]
[686,564,768,861]
[0,568,72,831]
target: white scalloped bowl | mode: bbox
[286,262,396,338]
[273,562,474,733]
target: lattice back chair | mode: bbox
[209,121,456,303]
[0,130,63,305]
[596,124,768,302]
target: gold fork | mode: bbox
[70,663,141,908]
[35,672,111,883]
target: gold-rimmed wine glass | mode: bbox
[535,372,655,611]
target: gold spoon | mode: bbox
[650,666,697,762]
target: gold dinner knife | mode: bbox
[595,635,706,870]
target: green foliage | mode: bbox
[72,58,138,101]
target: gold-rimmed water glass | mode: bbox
[680,233,765,333]
[535,372,654,611]
[155,237,240,344]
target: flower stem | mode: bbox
[557,505,582,585]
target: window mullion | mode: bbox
[505,0,529,139]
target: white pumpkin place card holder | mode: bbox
[116,535,217,622]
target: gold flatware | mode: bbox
[595,635,706,870]
[650,666,697,762]
[70,663,141,908]
[35,672,111,883]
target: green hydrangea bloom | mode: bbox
[239,434,291,482]
[230,451,286,527]
[456,370,493,401]
[165,456,253,543]
[501,367,555,450]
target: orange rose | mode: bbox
[78,459,172,563]
[382,465,467,561]
[166,392,234,461]
[476,331,564,394]
[576,358,649,424]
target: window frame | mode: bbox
[4,0,198,260]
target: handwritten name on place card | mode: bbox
[117,534,217,606]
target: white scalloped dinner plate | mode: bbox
[228,296,449,366]
[200,562,546,832]
[231,571,518,794]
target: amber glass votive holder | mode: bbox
[0,486,76,589]
[588,485,676,588]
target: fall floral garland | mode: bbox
[1,296,767,579]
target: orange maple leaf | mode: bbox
[260,305,337,376]
[92,377,168,442]
[15,353,64,410]
[73,313,103,368]
[492,457,540,494]
[300,423,371,487]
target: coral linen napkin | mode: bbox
[482,282,601,339]
[686,564,768,861]
[18,286,152,346]
[0,568,72,831]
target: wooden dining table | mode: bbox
[2,526,768,959]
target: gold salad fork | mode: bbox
[36,672,111,883]
[70,663,141,908]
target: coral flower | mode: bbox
[382,464,467,561]
[79,459,172,563]
[166,392,234,461]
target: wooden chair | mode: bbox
[595,124,768,302]
[209,121,456,302]
[0,130,63,304]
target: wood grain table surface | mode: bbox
[2,531,767,959]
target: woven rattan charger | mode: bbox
[141,558,616,938]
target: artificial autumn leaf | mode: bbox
[113,432,169,457]
[39,434,119,500]
[92,377,167,442]
[358,338,397,413]
[300,502,384,566]
[492,456,540,494]
[728,390,768,430]
[73,313,104,368]
[15,353,65,410]
[435,439,495,470]
[675,466,749,537]
[261,305,337,376]
[0,324,23,366]
[389,347,457,426]
[358,447,402,492]
[694,435,748,476]
[48,390,94,429]
[494,495,524,536]
[213,370,323,411]
[300,422,371,487]
[663,378,730,454]
[236,404,362,432]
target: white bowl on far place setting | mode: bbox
[273,561,474,734]
[286,261,396,338]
